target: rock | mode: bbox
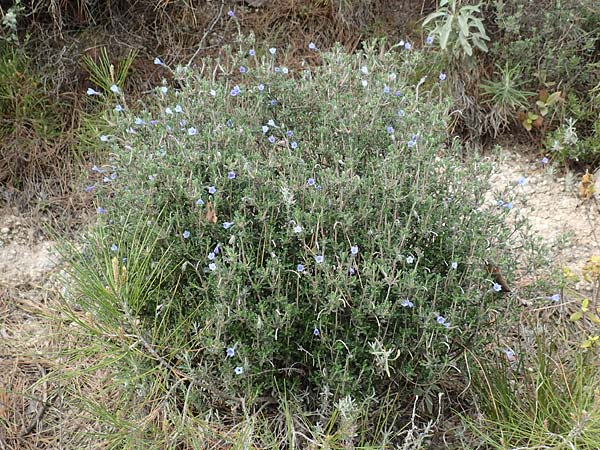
[1,227,9,234]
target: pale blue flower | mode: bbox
[406,255,414,264]
[239,66,246,73]
[165,107,173,115]
[209,263,217,271]
[493,282,502,292]
[291,141,298,149]
[293,225,303,233]
[230,85,240,96]
[360,66,369,75]
[110,244,118,252]
[549,293,561,302]
[223,222,233,229]
[208,252,216,260]
[517,176,527,186]
[100,135,109,142]
[282,67,289,74]
[262,125,269,133]
[175,104,183,113]
[268,135,276,144]
[297,264,305,272]
[267,119,275,127]
[115,104,124,112]
[351,245,359,255]
[439,72,446,81]
[258,84,265,91]
[110,84,120,94]
[226,347,235,357]
[308,42,317,50]
[97,207,107,214]
[196,198,204,206]
[426,36,434,45]
[361,80,368,87]
[228,171,236,179]
[188,127,197,136]
[451,261,458,270]
[313,328,320,336]
[387,126,394,134]
[269,47,276,55]
[87,87,100,95]
[208,186,216,194]
[315,255,324,264]
[541,157,549,164]
[401,299,414,308]
[154,57,164,65]
[134,117,144,125]
[274,66,281,73]
[227,9,234,17]
[183,230,190,239]
[383,85,390,94]
[307,178,315,186]
[404,42,412,50]
[235,366,243,375]
[249,49,255,56]
[160,86,168,94]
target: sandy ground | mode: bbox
[1,148,599,448]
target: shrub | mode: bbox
[72,41,517,422]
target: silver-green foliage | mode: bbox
[423,0,490,58]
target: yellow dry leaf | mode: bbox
[204,201,218,224]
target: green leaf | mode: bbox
[440,16,454,50]
[423,11,448,27]
[458,15,470,38]
[570,310,583,321]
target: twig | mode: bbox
[187,0,225,68]
[20,364,50,437]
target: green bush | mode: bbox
[73,41,517,419]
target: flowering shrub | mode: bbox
[80,42,515,415]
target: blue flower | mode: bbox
[493,282,502,292]
[85,185,95,192]
[451,261,458,270]
[262,125,269,133]
[351,245,359,255]
[258,83,265,91]
[541,157,549,164]
[504,202,513,210]
[115,104,124,112]
[228,171,236,179]
[348,267,356,275]
[293,225,303,233]
[249,49,255,56]
[213,244,220,255]
[401,299,414,308]
[134,117,144,125]
[160,86,168,94]
[239,66,246,73]
[394,91,402,96]
[235,366,243,375]
[307,178,315,186]
[270,99,277,106]
[208,186,216,194]
[308,42,317,50]
[183,230,190,239]
[387,126,394,134]
[286,130,294,137]
[97,207,107,214]
[383,85,390,94]
[267,119,276,127]
[426,35,434,45]
[505,349,515,360]
[226,119,233,128]
[549,293,561,302]
[87,87,100,95]
[315,255,324,264]
[268,135,276,144]
[407,139,416,148]
[274,66,281,73]
[439,72,447,81]
[269,47,276,55]
[398,109,405,117]
[154,57,164,65]
[209,263,217,271]
[188,127,197,136]
[223,222,234,229]
[313,328,320,336]
[291,141,298,149]
[297,264,305,272]
[208,252,216,260]
[175,104,183,113]
[165,107,173,115]
[404,41,412,50]
[196,198,204,206]
[226,347,235,357]
[227,9,234,17]
[517,176,527,186]
[110,84,120,94]
[230,85,240,96]
[110,244,118,252]
[406,255,414,264]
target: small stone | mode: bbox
[1,227,9,234]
